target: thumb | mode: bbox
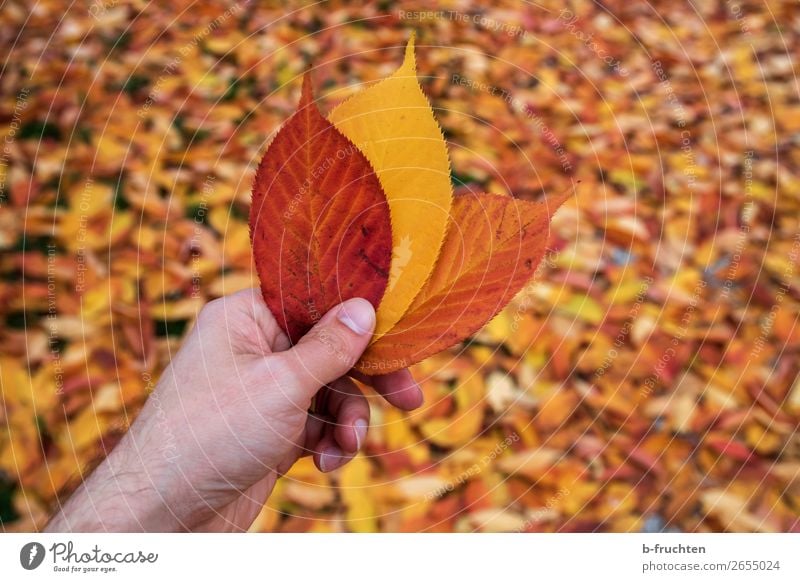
[272,298,376,399]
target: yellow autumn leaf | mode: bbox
[328,35,453,338]
[383,407,429,465]
[419,375,484,448]
[339,455,378,532]
[57,407,111,452]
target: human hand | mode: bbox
[46,288,423,532]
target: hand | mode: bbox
[46,288,423,532]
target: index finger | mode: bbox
[350,368,423,411]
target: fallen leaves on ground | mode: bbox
[1,0,799,533]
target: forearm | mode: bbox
[45,434,182,532]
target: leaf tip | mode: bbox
[401,32,417,73]
[300,70,315,109]
[547,184,576,218]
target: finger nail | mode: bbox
[336,299,375,336]
[411,386,424,408]
[353,419,368,450]
[319,446,343,472]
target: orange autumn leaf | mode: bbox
[249,73,392,343]
[356,190,571,374]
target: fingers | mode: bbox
[325,378,370,454]
[351,368,424,410]
[235,288,292,350]
[195,288,293,358]
[302,412,326,455]
[302,378,370,472]
[270,299,376,403]
[313,431,351,473]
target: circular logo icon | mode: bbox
[20,542,46,570]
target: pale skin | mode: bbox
[46,289,423,532]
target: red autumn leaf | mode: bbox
[249,74,392,343]
[356,190,571,374]
[707,436,754,462]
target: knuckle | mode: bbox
[198,297,225,322]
